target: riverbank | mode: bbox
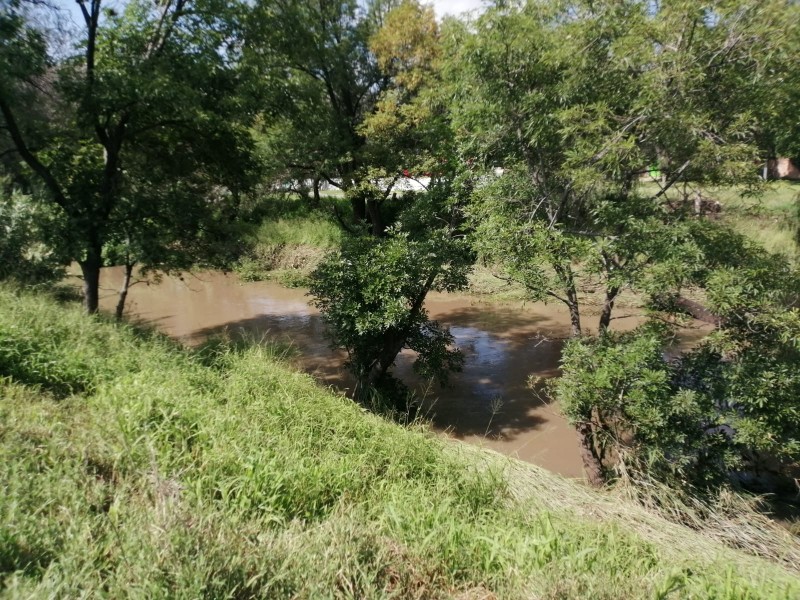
[1,284,799,597]
[88,266,716,479]
[235,183,798,292]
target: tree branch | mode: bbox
[0,97,68,209]
[673,296,721,326]
[330,202,357,235]
[652,160,690,201]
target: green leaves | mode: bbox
[556,325,724,486]
[556,243,800,487]
[0,186,69,285]
[1,0,256,311]
[309,187,471,402]
[444,0,794,334]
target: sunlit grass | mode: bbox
[253,216,343,249]
[717,183,799,260]
[638,180,800,261]
[1,286,798,598]
[235,196,343,282]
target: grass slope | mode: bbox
[636,181,799,261]
[716,182,799,261]
[1,286,799,599]
[235,198,343,284]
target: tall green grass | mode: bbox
[638,181,799,261]
[245,195,344,249]
[1,285,798,598]
[717,182,799,260]
[235,197,343,282]
[252,216,343,249]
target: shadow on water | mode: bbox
[190,312,352,390]
[186,310,563,445]
[92,267,591,478]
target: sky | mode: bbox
[430,0,486,17]
[56,0,487,24]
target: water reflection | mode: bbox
[89,267,709,480]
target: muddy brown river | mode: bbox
[86,268,710,480]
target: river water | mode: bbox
[88,268,710,480]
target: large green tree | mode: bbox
[245,0,450,233]
[306,1,472,405]
[309,184,472,409]
[0,0,254,313]
[445,0,787,337]
[556,232,800,489]
[442,0,797,482]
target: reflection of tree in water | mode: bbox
[98,271,585,475]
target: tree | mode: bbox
[445,0,786,337]
[752,0,800,170]
[0,0,254,313]
[555,227,800,489]
[245,0,387,222]
[442,0,794,482]
[245,0,451,234]
[306,1,471,407]
[309,184,472,408]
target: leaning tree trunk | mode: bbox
[597,285,620,334]
[364,330,407,390]
[78,242,103,315]
[361,271,439,401]
[115,262,135,321]
[576,421,605,487]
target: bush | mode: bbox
[309,228,470,406]
[555,325,730,488]
[0,189,68,285]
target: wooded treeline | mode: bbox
[2,0,799,493]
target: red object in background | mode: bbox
[402,169,410,177]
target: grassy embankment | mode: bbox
[2,285,800,598]
[237,183,799,302]
[638,181,800,261]
[235,197,343,287]
[714,182,799,260]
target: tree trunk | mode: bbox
[674,296,720,326]
[565,281,582,337]
[567,301,582,338]
[115,262,135,321]
[78,243,102,314]
[576,422,605,487]
[361,270,439,397]
[598,285,620,334]
[366,199,385,237]
[555,263,582,337]
[312,177,321,206]
[350,194,366,222]
[364,330,406,390]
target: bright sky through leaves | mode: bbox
[431,0,485,17]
